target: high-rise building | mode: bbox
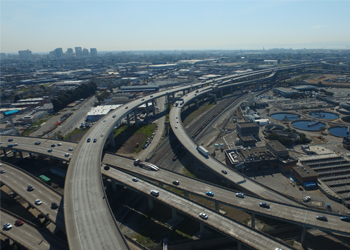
[82,48,89,57]
[53,48,64,58]
[75,47,82,57]
[66,48,74,54]
[18,49,33,59]
[90,48,97,57]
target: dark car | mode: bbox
[27,185,34,191]
[87,138,91,143]
[316,215,328,221]
[51,144,56,147]
[125,106,128,109]
[51,202,59,209]
[93,138,97,143]
[221,170,227,174]
[173,180,179,185]
[8,138,13,142]
[340,216,350,222]
[7,144,13,148]
[206,191,214,197]
[259,202,270,208]
[34,141,40,145]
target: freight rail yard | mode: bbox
[1,59,350,250]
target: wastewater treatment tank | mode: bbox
[270,112,300,121]
[291,120,327,131]
[309,111,339,120]
[328,126,350,137]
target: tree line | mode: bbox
[51,82,97,112]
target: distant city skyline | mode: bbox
[1,1,349,53]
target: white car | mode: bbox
[303,196,311,202]
[35,199,42,205]
[57,143,62,146]
[65,153,70,157]
[68,147,74,151]
[13,143,18,146]
[236,192,244,198]
[132,177,138,182]
[3,223,12,230]
[101,133,104,137]
[199,213,208,220]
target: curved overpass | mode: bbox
[0,162,64,231]
[0,210,68,250]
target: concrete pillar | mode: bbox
[148,196,154,210]
[109,132,115,147]
[112,181,117,192]
[237,241,242,250]
[301,226,306,244]
[183,90,186,96]
[200,222,205,233]
[195,99,199,108]
[12,150,16,158]
[145,102,149,115]
[230,86,233,94]
[3,149,7,158]
[152,100,156,117]
[251,213,255,228]
[214,95,217,104]
[134,109,138,126]
[172,208,177,218]
[127,114,130,126]
[215,201,220,211]
[221,89,223,98]
[164,122,169,135]
[19,151,23,159]
[29,153,32,158]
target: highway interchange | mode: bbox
[3,63,350,249]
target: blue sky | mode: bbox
[1,0,350,53]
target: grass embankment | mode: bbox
[22,116,51,136]
[63,128,89,140]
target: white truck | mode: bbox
[196,146,209,158]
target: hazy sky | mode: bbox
[1,0,350,53]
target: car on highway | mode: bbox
[141,99,144,101]
[206,191,214,197]
[259,202,270,208]
[69,147,74,151]
[93,138,97,143]
[112,115,116,118]
[51,202,59,209]
[303,196,311,202]
[35,199,42,205]
[13,143,18,146]
[236,193,244,198]
[27,185,34,191]
[64,153,70,157]
[51,144,56,147]
[0,169,5,174]
[176,121,179,123]
[57,143,62,146]
[47,149,53,153]
[87,138,91,143]
[175,126,177,129]
[316,215,328,221]
[176,116,178,119]
[8,138,13,142]
[221,170,227,174]
[34,141,40,145]
[150,95,153,98]
[15,220,24,226]
[340,216,350,222]
[7,144,13,147]
[132,177,138,182]
[101,133,104,137]
[125,106,128,109]
[3,223,12,230]
[173,180,179,185]
[150,190,159,197]
[199,213,208,220]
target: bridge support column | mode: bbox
[237,241,242,250]
[109,132,115,147]
[12,150,16,158]
[172,208,177,218]
[183,90,186,96]
[230,86,233,94]
[251,213,255,228]
[148,196,154,210]
[29,152,32,158]
[220,89,223,98]
[215,201,220,211]
[112,181,117,192]
[195,99,199,108]
[301,226,306,244]
[19,151,23,159]
[127,114,130,126]
[146,102,149,116]
[152,100,156,117]
[199,222,205,233]
[214,95,216,104]
[164,122,169,135]
[3,149,7,158]
[167,94,170,109]
[134,109,138,127]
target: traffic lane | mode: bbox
[104,169,292,250]
[102,155,350,235]
[0,163,64,229]
[1,135,76,149]
[0,212,68,250]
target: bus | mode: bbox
[39,175,51,185]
